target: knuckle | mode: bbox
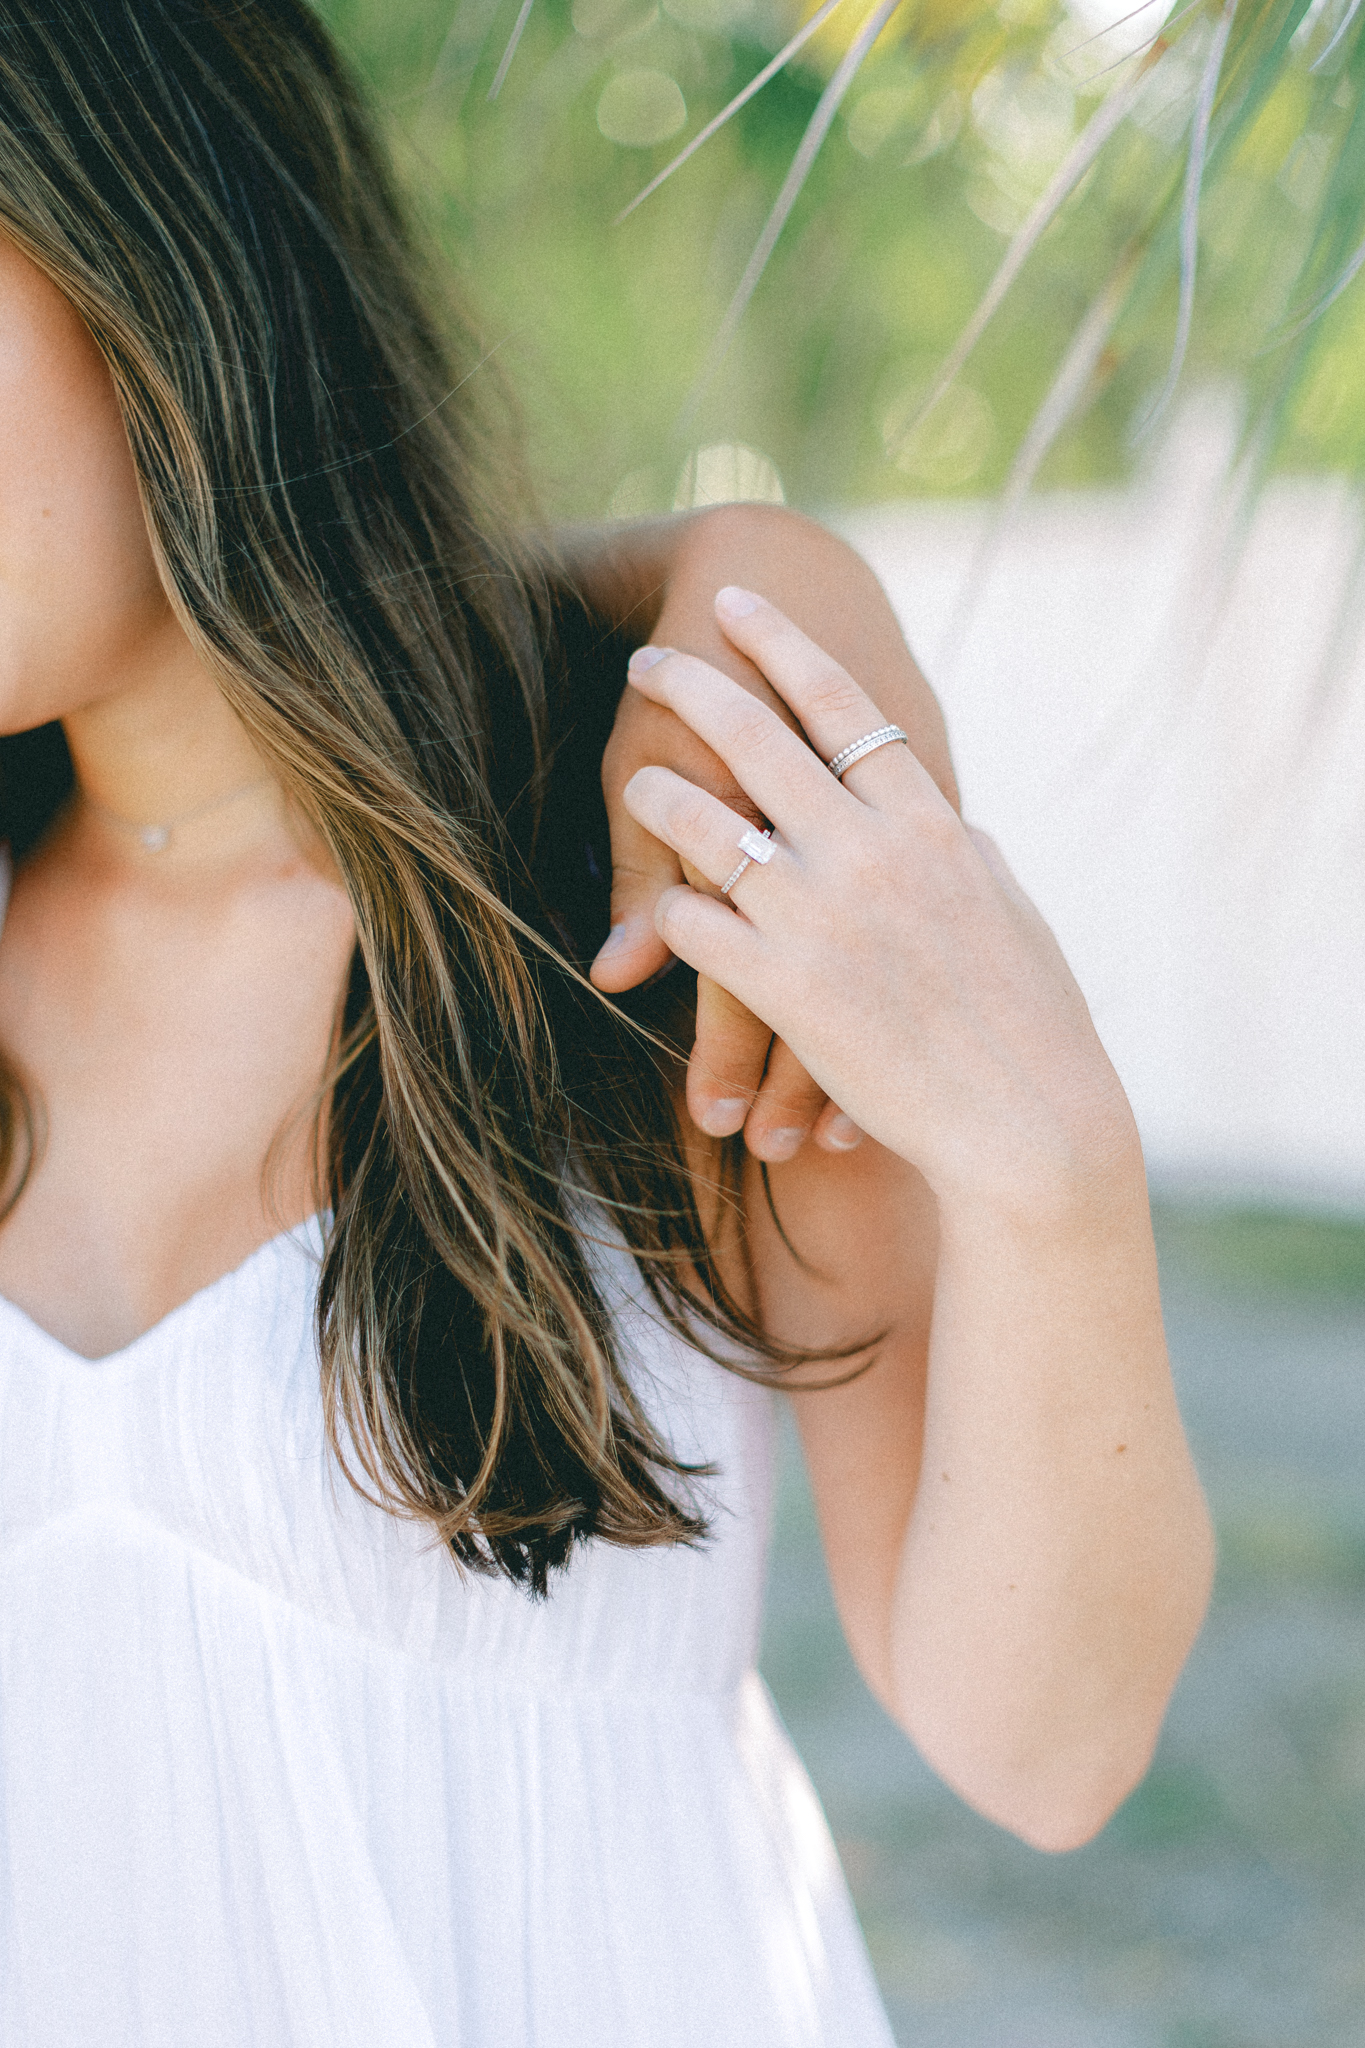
[666,788,715,844]
[655,892,695,952]
[730,700,779,756]
[843,836,886,892]
[763,1076,823,1119]
[805,662,864,726]
[705,1012,769,1063]
[915,803,963,858]
[607,868,654,911]
[698,1050,765,1098]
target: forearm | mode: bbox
[621,589,1212,1851]
[891,1144,1214,1851]
[755,1126,1211,1851]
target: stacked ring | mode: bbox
[826,724,908,781]
[720,825,774,896]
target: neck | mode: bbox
[83,776,272,852]
[64,620,266,818]
[60,627,293,870]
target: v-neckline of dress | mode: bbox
[0,1217,324,1374]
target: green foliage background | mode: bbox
[316,0,1365,518]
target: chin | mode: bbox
[0,646,100,736]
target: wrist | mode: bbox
[928,1096,1148,1250]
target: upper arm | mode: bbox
[742,1136,939,1708]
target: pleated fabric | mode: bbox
[0,1217,896,2047]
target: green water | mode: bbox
[760,1205,1365,2048]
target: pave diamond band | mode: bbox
[826,724,908,782]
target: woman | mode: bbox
[0,3,1213,2044]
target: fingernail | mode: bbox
[700,1098,748,1138]
[758,1126,806,1162]
[825,1113,864,1151]
[595,922,632,957]
[628,644,673,675]
[715,586,762,620]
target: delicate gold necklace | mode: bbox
[83,778,270,853]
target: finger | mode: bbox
[652,882,771,1014]
[590,807,681,991]
[625,648,846,846]
[625,637,938,849]
[622,764,797,907]
[597,682,773,978]
[595,694,707,990]
[711,591,950,806]
[685,975,776,1139]
[602,664,778,826]
[743,1037,828,1163]
[812,1098,865,1153]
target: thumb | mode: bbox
[590,804,682,992]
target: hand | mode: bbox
[596,673,858,1161]
[620,589,1134,1212]
[587,508,959,1163]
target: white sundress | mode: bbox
[0,1204,899,2047]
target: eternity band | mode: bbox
[826,724,908,781]
[720,825,774,896]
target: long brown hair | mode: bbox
[0,0,813,1592]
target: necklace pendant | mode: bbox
[139,824,171,852]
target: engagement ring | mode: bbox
[720,826,774,896]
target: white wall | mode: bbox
[837,396,1365,1210]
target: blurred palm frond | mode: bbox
[321,0,1365,512]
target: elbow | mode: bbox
[888,1507,1218,1854]
[892,1562,1216,1854]
[900,1715,1164,1854]
[997,1754,1154,1854]
[1010,1712,1171,1849]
